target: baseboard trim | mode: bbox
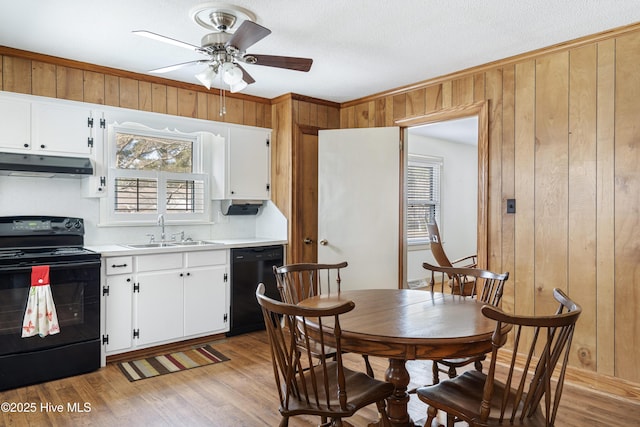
[495,351,640,404]
[106,333,227,364]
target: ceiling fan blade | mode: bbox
[248,55,313,72]
[236,64,256,84]
[149,60,210,74]
[133,30,202,53]
[226,20,271,51]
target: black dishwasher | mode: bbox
[228,245,284,336]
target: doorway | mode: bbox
[397,101,489,286]
[405,117,478,286]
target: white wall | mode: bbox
[0,175,281,246]
[406,134,477,283]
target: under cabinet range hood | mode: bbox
[0,152,94,178]
[221,200,263,215]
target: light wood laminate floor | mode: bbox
[1,331,638,426]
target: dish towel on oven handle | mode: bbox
[22,265,60,338]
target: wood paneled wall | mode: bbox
[271,94,340,262]
[339,23,640,384]
[0,47,271,127]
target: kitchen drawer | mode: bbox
[105,256,133,275]
[186,250,227,268]
[136,253,182,272]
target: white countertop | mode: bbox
[86,238,287,257]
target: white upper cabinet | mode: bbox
[0,92,96,156]
[0,95,31,150]
[211,126,271,200]
[31,101,95,155]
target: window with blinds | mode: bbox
[407,155,441,244]
[107,125,208,223]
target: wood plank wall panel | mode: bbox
[166,86,178,116]
[151,83,167,114]
[56,66,84,101]
[534,52,570,315]
[500,65,516,316]
[568,45,598,370]
[513,61,536,320]
[485,69,503,274]
[104,75,119,107]
[614,31,640,382]
[118,77,139,110]
[595,39,616,377]
[425,84,443,112]
[32,62,56,97]
[138,81,152,112]
[338,24,640,383]
[271,99,293,238]
[3,56,31,94]
[84,71,105,105]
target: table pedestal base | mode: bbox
[383,358,416,427]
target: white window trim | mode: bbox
[100,122,209,225]
[407,154,442,247]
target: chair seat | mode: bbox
[284,361,395,418]
[417,370,549,426]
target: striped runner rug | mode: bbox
[118,344,229,382]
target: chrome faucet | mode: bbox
[157,214,165,243]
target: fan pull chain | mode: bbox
[219,87,227,116]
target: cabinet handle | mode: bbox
[111,263,128,268]
[40,144,46,149]
[23,143,29,148]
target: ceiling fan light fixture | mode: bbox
[195,65,217,89]
[221,62,243,85]
[229,79,248,93]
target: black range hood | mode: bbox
[0,152,93,178]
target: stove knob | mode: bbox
[64,221,72,229]
[74,220,82,229]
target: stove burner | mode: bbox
[51,247,87,255]
[0,250,23,259]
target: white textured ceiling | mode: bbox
[1,1,640,103]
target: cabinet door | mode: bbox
[104,274,133,353]
[227,127,270,199]
[31,101,94,155]
[136,271,184,346]
[184,265,228,336]
[0,96,31,150]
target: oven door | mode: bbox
[0,259,101,357]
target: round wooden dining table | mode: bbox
[298,289,509,427]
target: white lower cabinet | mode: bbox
[136,269,184,346]
[104,273,133,353]
[103,249,229,356]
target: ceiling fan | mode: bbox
[133,3,313,93]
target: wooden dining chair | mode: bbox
[256,283,394,427]
[416,288,581,427]
[273,262,374,377]
[422,262,509,384]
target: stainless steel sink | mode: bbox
[175,240,223,247]
[125,242,178,248]
[123,240,223,249]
